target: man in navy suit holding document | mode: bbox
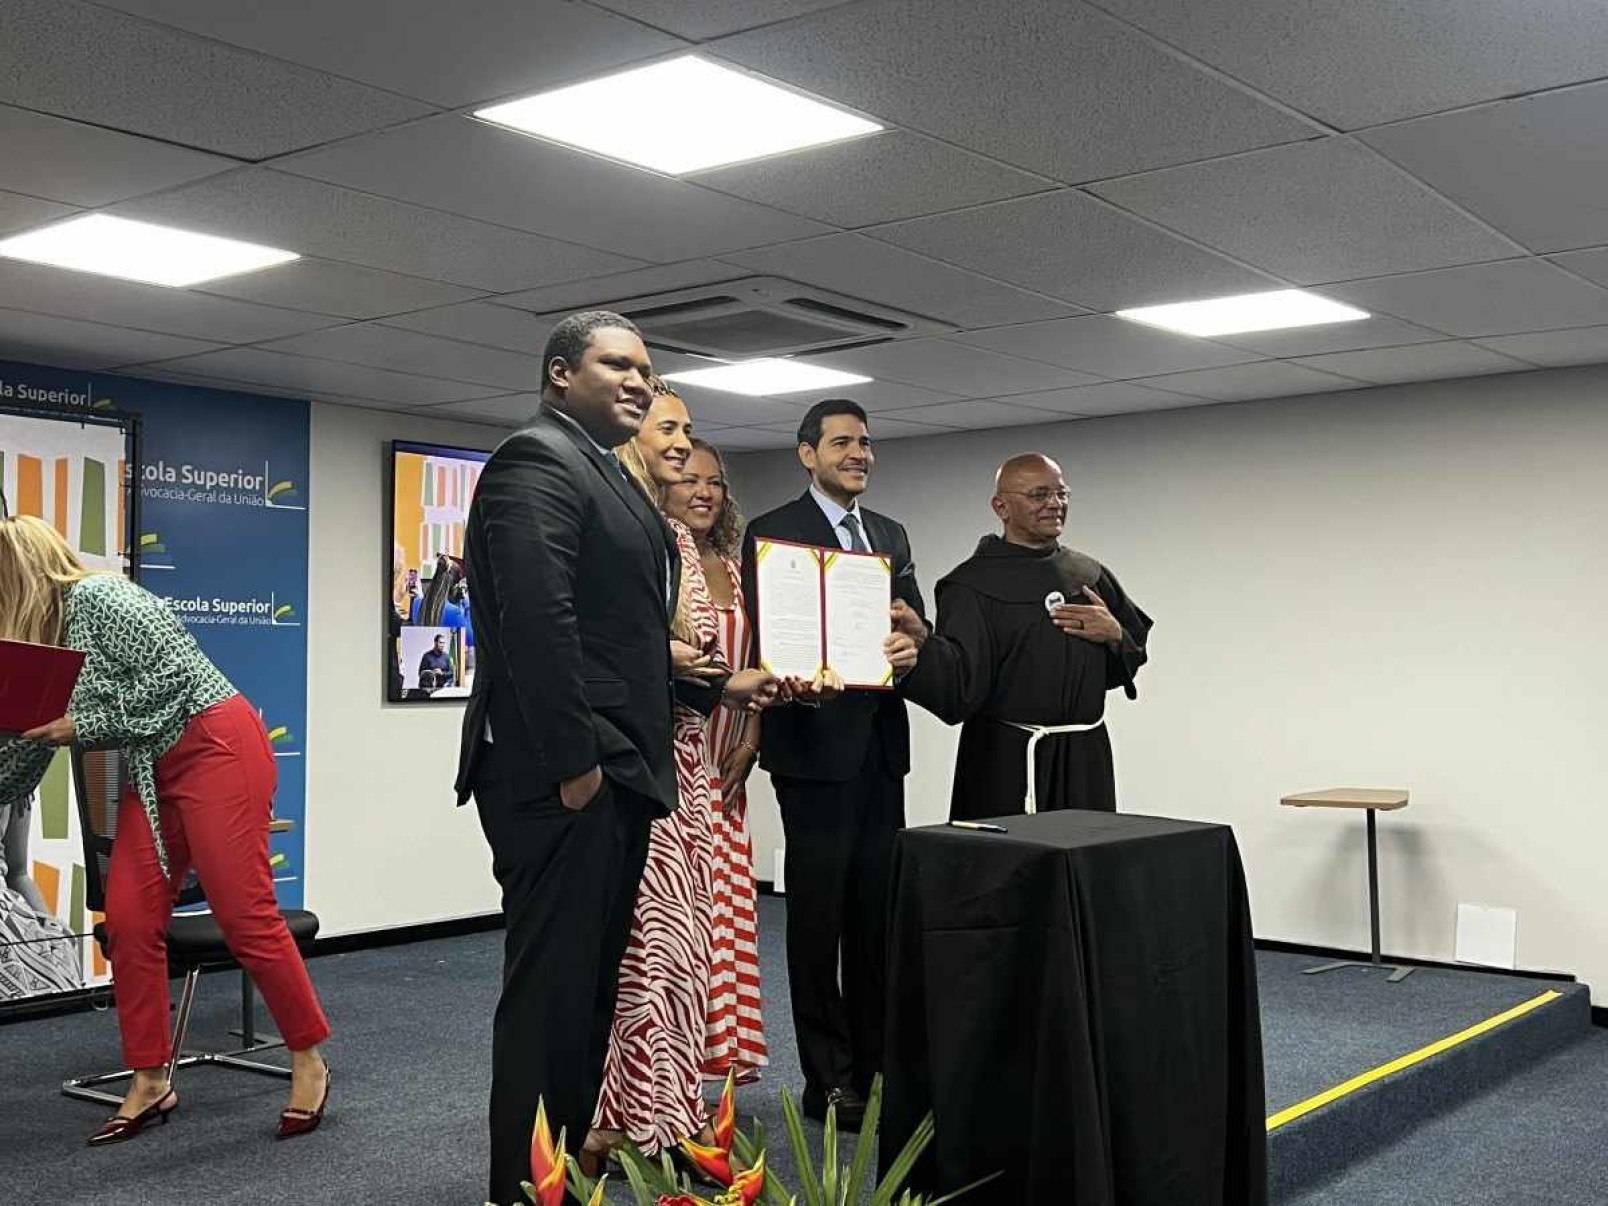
[741,399,923,1131]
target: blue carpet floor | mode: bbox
[1,897,1603,1204]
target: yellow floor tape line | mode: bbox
[1265,989,1562,1132]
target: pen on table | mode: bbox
[949,820,1008,833]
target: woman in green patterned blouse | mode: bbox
[0,515,331,1145]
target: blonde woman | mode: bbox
[586,384,778,1168]
[0,516,330,1144]
[662,439,769,1085]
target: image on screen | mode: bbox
[387,440,490,703]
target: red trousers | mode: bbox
[103,693,330,1068]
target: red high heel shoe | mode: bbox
[87,1088,178,1147]
[276,1065,331,1140]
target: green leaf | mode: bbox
[926,1170,1005,1204]
[869,1115,935,1206]
[844,1078,885,1205]
[780,1088,827,1206]
[822,1103,840,1206]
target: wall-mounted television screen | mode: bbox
[386,439,491,703]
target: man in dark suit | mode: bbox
[741,399,925,1132]
[456,311,677,1205]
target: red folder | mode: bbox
[0,639,86,735]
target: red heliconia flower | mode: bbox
[712,1071,738,1152]
[680,1135,735,1186]
[729,1152,766,1206]
[656,1196,709,1206]
[527,1100,566,1206]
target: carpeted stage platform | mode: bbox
[0,897,1599,1204]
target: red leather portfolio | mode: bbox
[0,639,85,735]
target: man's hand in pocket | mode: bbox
[560,765,604,812]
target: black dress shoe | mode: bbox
[802,1086,867,1132]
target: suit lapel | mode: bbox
[537,407,670,615]
[792,489,843,549]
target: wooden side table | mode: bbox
[1281,788,1415,982]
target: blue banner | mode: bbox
[0,359,310,908]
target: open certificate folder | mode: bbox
[753,538,894,690]
[0,639,86,735]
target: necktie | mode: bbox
[840,512,870,553]
[604,449,632,484]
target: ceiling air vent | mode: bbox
[561,277,948,360]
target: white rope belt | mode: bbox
[1003,719,1106,815]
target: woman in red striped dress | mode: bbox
[587,389,777,1166]
[664,439,770,1085]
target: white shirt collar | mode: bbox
[809,482,861,531]
[545,403,612,458]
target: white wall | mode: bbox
[726,365,1608,1000]
[303,402,505,937]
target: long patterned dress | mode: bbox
[701,556,769,1082]
[594,519,719,1154]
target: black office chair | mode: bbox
[61,747,320,1107]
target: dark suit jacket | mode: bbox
[742,490,927,784]
[455,406,679,813]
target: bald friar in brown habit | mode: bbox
[894,453,1153,820]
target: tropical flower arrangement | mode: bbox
[493,1074,991,1206]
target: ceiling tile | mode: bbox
[593,0,849,40]
[1091,138,1516,284]
[692,132,1055,228]
[419,394,541,426]
[811,338,1104,396]
[127,347,501,406]
[114,170,644,293]
[0,0,435,159]
[0,260,343,344]
[0,190,76,235]
[277,116,831,263]
[196,259,484,320]
[713,0,1311,182]
[1133,360,1363,401]
[260,323,546,391]
[657,385,813,429]
[1002,380,1214,417]
[1093,0,1608,129]
[383,302,546,352]
[1323,260,1608,338]
[0,306,223,371]
[96,1,685,108]
[1362,83,1608,254]
[883,398,1072,430]
[754,378,962,414]
[874,191,1280,309]
[1208,314,1448,357]
[1475,326,1608,369]
[951,314,1258,378]
[724,234,1083,327]
[497,261,742,315]
[1292,340,1531,384]
[1549,248,1608,290]
[0,105,234,207]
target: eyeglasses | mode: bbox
[1000,488,1069,505]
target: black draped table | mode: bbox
[880,811,1265,1205]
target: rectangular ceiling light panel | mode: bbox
[475,55,882,175]
[0,214,299,287]
[1117,289,1368,337]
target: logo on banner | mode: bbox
[263,716,300,757]
[161,590,302,628]
[138,530,175,573]
[142,459,305,511]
